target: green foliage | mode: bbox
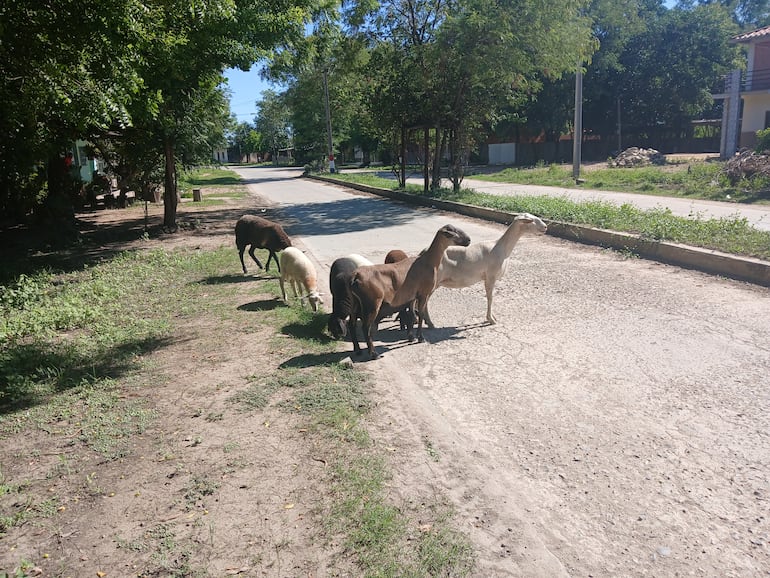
[0,0,314,226]
[254,90,293,158]
[755,128,770,153]
[514,2,740,149]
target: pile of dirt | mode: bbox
[608,147,666,168]
[723,147,770,183]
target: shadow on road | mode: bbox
[279,197,418,237]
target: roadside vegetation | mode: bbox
[177,167,250,205]
[470,160,770,204]
[0,169,474,576]
[325,164,770,262]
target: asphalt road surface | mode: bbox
[233,165,770,577]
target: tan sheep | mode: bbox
[279,247,323,311]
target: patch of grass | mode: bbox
[329,455,474,577]
[229,374,280,411]
[325,172,770,261]
[178,167,242,190]
[118,523,207,577]
[183,475,220,511]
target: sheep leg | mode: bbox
[291,280,304,307]
[421,304,436,330]
[363,307,382,359]
[266,250,280,272]
[484,276,498,324]
[239,247,248,274]
[279,276,289,304]
[349,296,364,356]
[415,296,428,343]
[247,246,264,270]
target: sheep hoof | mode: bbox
[417,335,425,343]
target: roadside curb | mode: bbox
[307,174,770,288]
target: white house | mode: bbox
[714,25,770,158]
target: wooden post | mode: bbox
[193,188,202,202]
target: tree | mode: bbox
[679,0,770,28]
[617,4,739,139]
[230,121,264,161]
[513,1,739,159]
[0,0,146,223]
[129,0,311,230]
[255,90,293,161]
[361,0,595,190]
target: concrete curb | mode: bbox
[307,175,770,288]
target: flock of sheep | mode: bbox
[235,212,548,360]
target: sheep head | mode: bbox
[515,213,548,235]
[305,290,324,312]
[437,224,471,248]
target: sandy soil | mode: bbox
[2,170,770,577]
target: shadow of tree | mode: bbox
[0,334,174,415]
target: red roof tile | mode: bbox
[732,25,770,43]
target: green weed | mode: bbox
[326,171,770,260]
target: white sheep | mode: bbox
[279,247,323,311]
[430,213,547,324]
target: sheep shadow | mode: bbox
[238,298,283,312]
[279,351,353,369]
[281,318,336,345]
[341,321,473,362]
[199,274,257,285]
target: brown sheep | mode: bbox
[350,224,471,359]
[235,214,292,274]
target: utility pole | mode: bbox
[323,69,335,173]
[572,62,583,182]
[617,96,622,152]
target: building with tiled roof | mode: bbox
[714,26,770,157]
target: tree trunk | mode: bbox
[163,135,178,231]
[423,128,430,192]
[449,127,466,192]
[399,125,407,188]
[431,125,443,192]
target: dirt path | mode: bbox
[234,166,770,576]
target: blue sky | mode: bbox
[223,66,280,123]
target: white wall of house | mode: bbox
[740,93,770,147]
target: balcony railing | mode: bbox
[722,67,770,93]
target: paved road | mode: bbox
[232,165,770,577]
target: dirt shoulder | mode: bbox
[0,193,363,577]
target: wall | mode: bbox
[739,92,770,147]
[488,143,516,165]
